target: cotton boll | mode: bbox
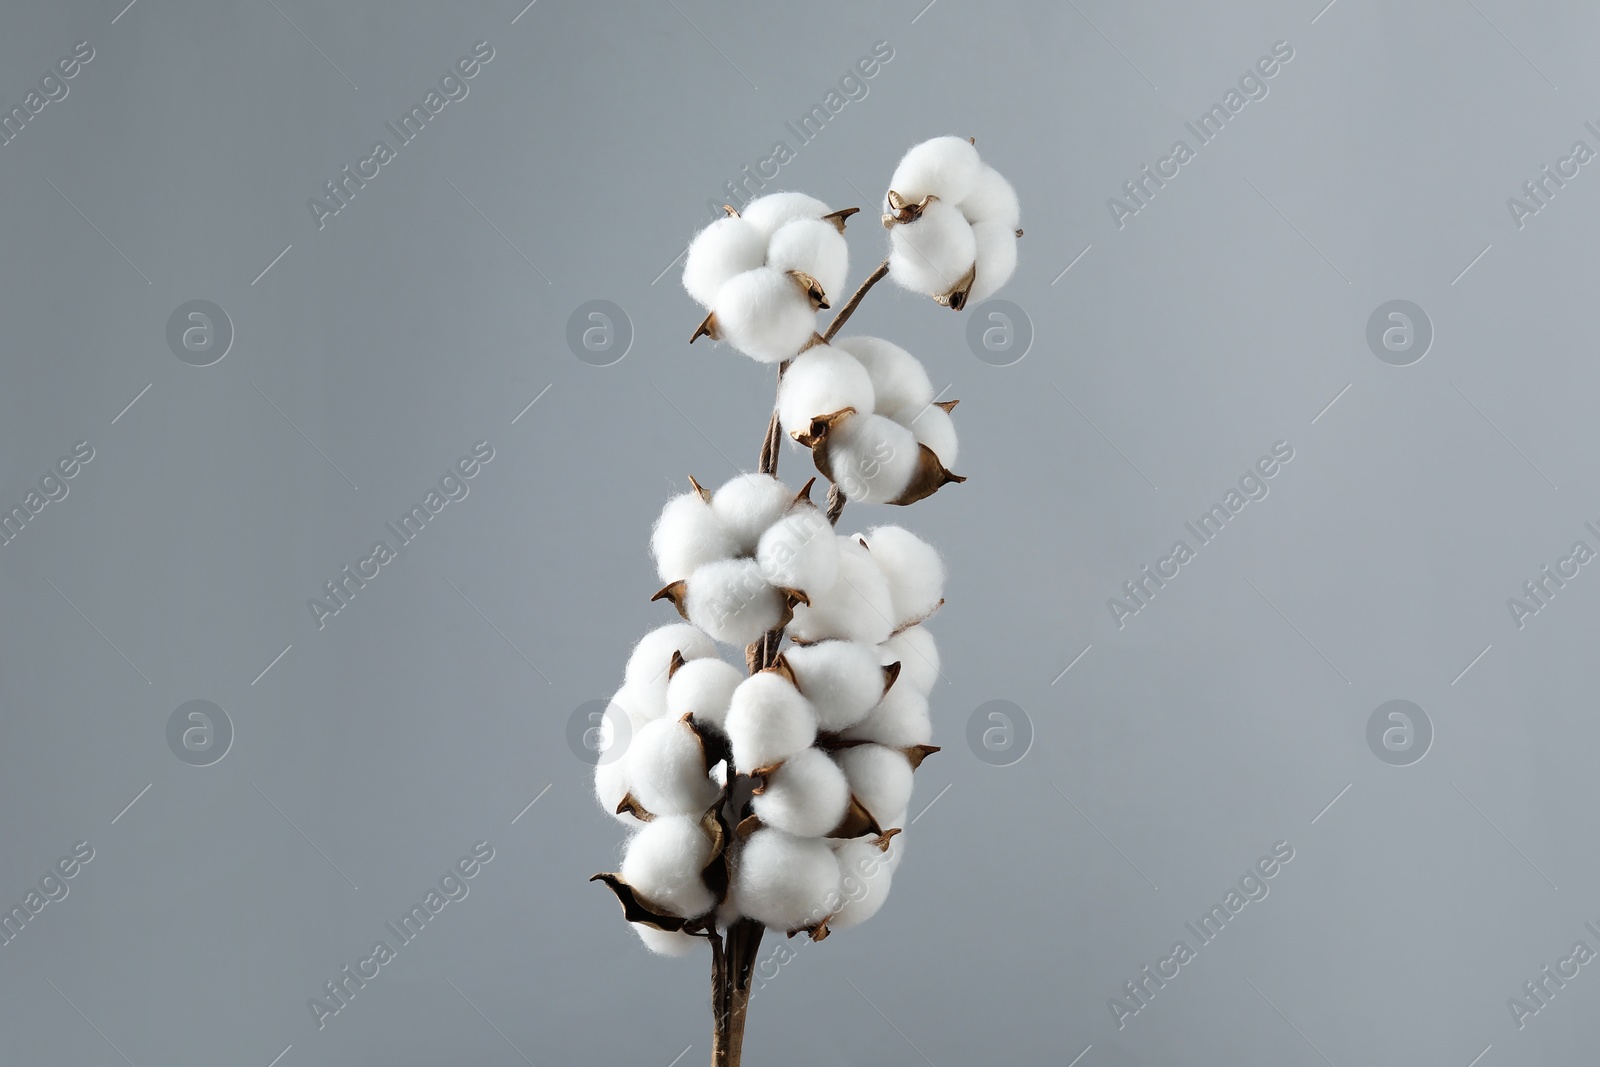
[665,657,744,730]
[841,685,932,747]
[957,163,1020,229]
[787,541,895,645]
[890,400,959,470]
[756,508,839,595]
[830,336,934,416]
[889,136,982,204]
[684,558,787,646]
[711,473,795,553]
[781,640,886,731]
[732,829,843,931]
[817,413,918,505]
[682,216,768,309]
[620,815,717,919]
[625,624,720,695]
[593,755,635,824]
[887,200,977,298]
[634,924,701,957]
[739,192,831,241]
[750,747,850,837]
[651,492,740,584]
[766,218,849,305]
[863,525,946,627]
[725,672,818,771]
[776,346,876,435]
[833,744,914,829]
[627,718,719,816]
[829,839,894,930]
[879,625,939,695]
[966,220,1019,305]
[714,267,819,364]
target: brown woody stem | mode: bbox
[821,259,890,343]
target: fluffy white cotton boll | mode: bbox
[711,473,795,553]
[821,413,919,505]
[593,755,635,824]
[621,815,717,919]
[627,718,719,817]
[776,346,876,434]
[781,640,886,731]
[889,136,982,204]
[756,508,839,595]
[967,220,1019,306]
[626,624,719,694]
[725,672,818,771]
[732,829,843,930]
[890,400,959,470]
[766,218,849,304]
[665,657,744,730]
[834,744,914,829]
[879,625,940,695]
[682,216,768,309]
[787,540,896,645]
[739,192,831,242]
[715,267,819,364]
[604,683,668,739]
[830,336,934,416]
[887,199,978,298]
[751,747,850,837]
[863,525,946,626]
[651,492,740,584]
[842,685,932,747]
[957,163,1020,229]
[684,558,787,646]
[634,924,701,957]
[829,839,895,930]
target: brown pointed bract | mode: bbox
[793,407,855,449]
[590,873,687,931]
[882,661,902,694]
[787,270,830,310]
[687,474,712,503]
[690,310,720,343]
[788,917,832,941]
[827,796,883,839]
[792,476,817,507]
[651,580,690,619]
[935,262,978,311]
[735,814,763,840]
[902,743,941,770]
[668,649,688,679]
[763,654,798,689]
[933,399,959,413]
[819,206,859,233]
[615,792,656,822]
[882,190,938,227]
[873,827,903,852]
[888,444,965,506]
[721,204,740,217]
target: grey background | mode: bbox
[1,0,1596,1064]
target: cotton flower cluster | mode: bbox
[778,335,961,505]
[683,193,858,363]
[883,135,1021,310]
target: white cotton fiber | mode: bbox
[967,220,1019,306]
[593,754,635,824]
[820,413,919,505]
[724,672,818,771]
[750,747,850,837]
[829,839,894,930]
[957,163,1020,229]
[887,200,977,298]
[830,336,934,416]
[684,558,786,646]
[890,400,959,470]
[714,267,819,364]
[833,744,914,829]
[756,508,839,595]
[781,640,886,732]
[776,346,876,436]
[731,828,843,930]
[842,685,932,747]
[712,473,795,553]
[625,624,719,695]
[665,657,744,730]
[627,717,719,817]
[787,541,895,645]
[621,815,717,919]
[682,216,768,309]
[889,136,982,204]
[739,192,831,242]
[606,682,667,736]
[651,491,740,584]
[863,525,946,626]
[879,624,940,695]
[634,924,701,957]
[765,218,849,305]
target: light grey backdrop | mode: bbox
[2,0,1597,1064]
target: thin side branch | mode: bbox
[821,259,890,343]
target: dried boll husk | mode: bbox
[625,624,719,697]
[886,199,977,299]
[890,399,960,470]
[750,747,850,838]
[755,506,839,596]
[878,624,940,695]
[664,657,744,731]
[682,215,768,309]
[841,685,932,748]
[777,346,876,438]
[811,412,918,504]
[889,135,983,205]
[739,191,833,242]
[862,525,946,627]
[833,744,915,829]
[725,671,818,772]
[787,538,895,646]
[829,336,934,416]
[957,162,1020,229]
[779,640,890,732]
[766,218,849,306]
[705,266,822,364]
[651,487,741,584]
[711,472,795,554]
[619,814,720,920]
[627,717,720,817]
[966,220,1019,306]
[731,828,843,932]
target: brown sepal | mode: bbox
[882,190,938,227]
[686,474,712,503]
[651,580,689,619]
[887,444,965,506]
[882,661,902,694]
[793,407,856,449]
[690,311,720,344]
[1015,228,1024,238]
[792,477,817,508]
[934,262,978,311]
[699,803,731,905]
[788,918,832,941]
[787,270,830,310]
[902,744,941,770]
[827,796,883,839]
[763,653,799,689]
[748,760,786,793]
[873,827,903,852]
[819,207,859,233]
[589,873,686,931]
[614,792,656,822]
[668,649,688,679]
[721,204,740,217]
[933,399,959,413]
[735,814,763,840]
